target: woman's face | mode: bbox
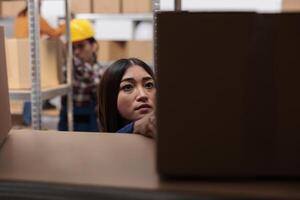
[117,65,156,121]
[72,40,96,63]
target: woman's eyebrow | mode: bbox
[143,76,153,81]
[121,77,135,83]
[121,76,153,82]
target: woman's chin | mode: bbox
[134,113,149,121]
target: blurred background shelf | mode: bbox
[9,84,71,101]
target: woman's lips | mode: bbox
[135,104,152,111]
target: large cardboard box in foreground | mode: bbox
[0,27,11,144]
[93,0,121,13]
[97,41,126,62]
[1,1,26,17]
[122,0,152,13]
[157,12,300,178]
[126,41,153,63]
[5,38,63,89]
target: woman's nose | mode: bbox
[136,87,148,102]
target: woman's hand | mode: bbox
[133,112,156,138]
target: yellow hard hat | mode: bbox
[70,19,95,42]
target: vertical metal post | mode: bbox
[65,0,73,131]
[175,0,181,11]
[28,0,42,130]
[153,0,160,71]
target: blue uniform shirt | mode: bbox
[117,122,134,133]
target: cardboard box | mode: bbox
[282,0,300,11]
[126,41,153,63]
[93,0,121,13]
[71,0,92,13]
[1,1,26,17]
[0,26,11,144]
[156,12,300,178]
[5,38,63,89]
[122,0,152,13]
[97,40,126,62]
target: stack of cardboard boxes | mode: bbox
[3,0,300,15]
[68,0,152,14]
[0,0,149,15]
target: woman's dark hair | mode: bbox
[98,58,155,132]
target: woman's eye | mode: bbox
[121,84,133,92]
[145,82,154,89]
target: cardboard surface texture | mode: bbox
[71,0,92,13]
[282,0,300,11]
[93,0,121,13]
[1,131,300,199]
[5,38,63,89]
[1,1,26,17]
[126,40,153,63]
[0,27,11,144]
[122,0,152,13]
[97,40,153,64]
[97,40,126,62]
[0,131,157,188]
[156,12,300,178]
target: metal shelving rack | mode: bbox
[153,0,181,70]
[153,0,160,70]
[9,84,71,101]
[6,0,73,130]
